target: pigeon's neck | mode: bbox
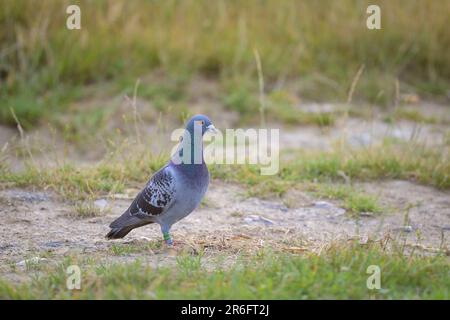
[171,128,205,166]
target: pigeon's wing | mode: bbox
[128,166,176,218]
[108,166,176,231]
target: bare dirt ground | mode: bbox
[0,102,449,280]
[0,179,448,278]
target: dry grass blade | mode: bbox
[347,64,365,104]
[253,48,266,128]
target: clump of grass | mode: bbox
[345,193,382,214]
[312,184,382,215]
[72,201,103,218]
[110,241,161,256]
[230,211,244,218]
[1,241,448,299]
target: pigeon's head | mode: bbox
[185,114,218,136]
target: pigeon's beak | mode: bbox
[206,124,218,134]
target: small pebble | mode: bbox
[244,214,275,226]
[94,199,108,211]
[313,201,334,209]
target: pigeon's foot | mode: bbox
[165,242,174,249]
[162,233,194,254]
[164,242,194,256]
[163,239,182,256]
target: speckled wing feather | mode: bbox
[106,166,176,238]
[128,168,175,217]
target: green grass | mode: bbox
[72,200,103,218]
[0,164,125,200]
[285,143,449,189]
[0,242,448,299]
[1,140,448,203]
[210,141,449,197]
[383,107,450,125]
[312,184,382,215]
[1,0,449,126]
[110,242,162,256]
[0,148,167,200]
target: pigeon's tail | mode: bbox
[106,226,134,239]
[105,211,153,240]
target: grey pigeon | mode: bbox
[106,115,217,246]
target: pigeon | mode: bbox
[106,114,217,246]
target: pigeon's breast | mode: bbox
[159,163,209,226]
[177,163,209,208]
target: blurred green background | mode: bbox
[0,0,449,128]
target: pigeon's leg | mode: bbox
[161,225,173,246]
[163,232,173,246]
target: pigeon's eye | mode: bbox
[200,120,204,125]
